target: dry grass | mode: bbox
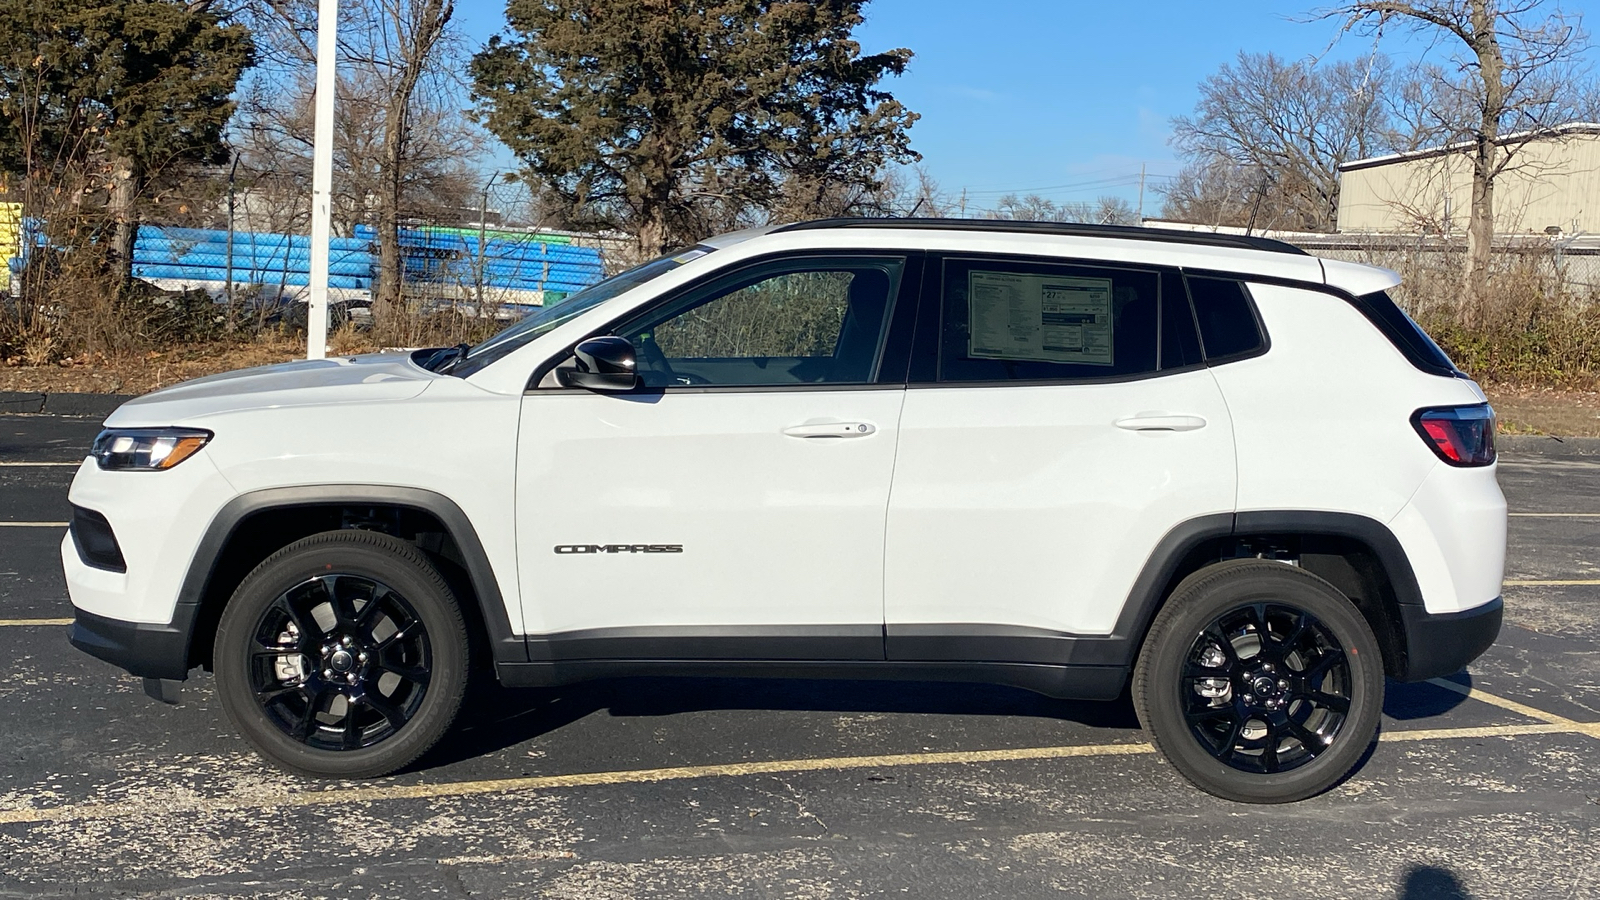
[1484,383,1600,438]
[0,327,383,395]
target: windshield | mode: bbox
[445,248,711,377]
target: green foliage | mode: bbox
[0,0,254,178]
[470,0,919,254]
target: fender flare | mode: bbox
[1111,510,1426,670]
[175,484,525,670]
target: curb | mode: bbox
[1497,434,1600,459]
[0,392,134,418]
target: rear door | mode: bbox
[884,253,1238,662]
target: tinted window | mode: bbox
[937,258,1164,382]
[1161,269,1203,370]
[453,248,708,378]
[1355,290,1457,375]
[614,257,903,387]
[1187,277,1264,360]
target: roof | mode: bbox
[1338,122,1600,172]
[769,217,1308,256]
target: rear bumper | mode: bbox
[1396,596,1502,681]
[69,606,196,681]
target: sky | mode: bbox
[452,0,1597,218]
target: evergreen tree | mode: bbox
[0,0,253,288]
[471,0,918,256]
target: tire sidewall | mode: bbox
[214,532,469,778]
[1136,560,1385,803]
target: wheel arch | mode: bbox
[177,485,525,674]
[1116,511,1423,678]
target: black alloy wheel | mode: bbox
[248,573,432,752]
[1134,559,1384,803]
[1181,603,1352,774]
[216,530,469,778]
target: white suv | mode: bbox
[64,219,1505,803]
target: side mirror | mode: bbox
[560,336,640,392]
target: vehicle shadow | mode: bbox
[1383,672,1472,721]
[422,670,1478,772]
[423,675,1142,770]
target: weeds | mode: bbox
[1388,256,1600,388]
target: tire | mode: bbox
[214,530,470,778]
[1132,559,1384,803]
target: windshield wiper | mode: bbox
[426,343,472,375]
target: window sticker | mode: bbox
[967,271,1114,366]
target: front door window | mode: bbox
[615,258,904,387]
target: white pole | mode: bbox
[306,0,339,360]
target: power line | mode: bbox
[958,171,1178,198]
[956,161,1181,193]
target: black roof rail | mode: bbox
[770,217,1309,256]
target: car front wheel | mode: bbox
[214,530,470,778]
[1133,559,1385,803]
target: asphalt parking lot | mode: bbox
[1,414,1597,899]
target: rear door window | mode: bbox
[931,257,1191,383]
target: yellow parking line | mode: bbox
[0,461,80,467]
[1509,512,1600,517]
[0,743,1157,825]
[0,618,73,627]
[0,522,67,528]
[1426,677,1590,730]
[3,715,1599,827]
[1382,722,1577,741]
[1504,579,1600,586]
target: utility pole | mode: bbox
[305,0,339,360]
[1136,163,1146,225]
[959,188,968,218]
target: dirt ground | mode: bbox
[0,333,366,396]
[1485,384,1600,438]
[3,343,1599,437]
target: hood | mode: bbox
[105,352,437,426]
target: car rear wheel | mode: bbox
[1133,559,1384,803]
[214,530,469,778]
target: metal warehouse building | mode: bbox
[1337,123,1600,236]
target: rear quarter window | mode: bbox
[1186,276,1265,362]
[1352,290,1458,376]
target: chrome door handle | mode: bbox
[783,421,877,438]
[1115,414,1207,432]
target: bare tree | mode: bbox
[347,0,455,317]
[986,193,1137,225]
[1159,158,1269,229]
[1321,0,1592,322]
[882,166,956,217]
[234,0,482,322]
[1171,52,1395,232]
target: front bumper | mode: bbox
[69,606,197,681]
[1396,596,1503,681]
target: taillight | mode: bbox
[1412,404,1496,466]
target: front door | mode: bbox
[515,254,913,661]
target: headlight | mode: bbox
[90,428,213,471]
